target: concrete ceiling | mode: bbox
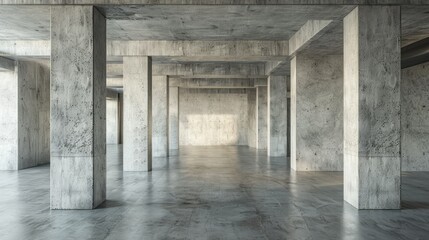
[0,4,429,76]
[101,5,353,40]
[0,5,353,41]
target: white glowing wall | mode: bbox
[179,88,248,146]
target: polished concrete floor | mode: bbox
[0,145,429,240]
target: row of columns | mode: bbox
[48,5,399,210]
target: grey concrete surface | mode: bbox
[256,86,268,150]
[267,75,288,157]
[179,88,248,146]
[344,6,401,210]
[123,56,152,172]
[152,76,168,157]
[291,55,343,171]
[168,86,179,150]
[401,62,429,171]
[50,6,106,209]
[1,145,429,240]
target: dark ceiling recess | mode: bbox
[402,37,429,69]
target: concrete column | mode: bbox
[401,62,429,171]
[152,76,168,157]
[247,88,257,148]
[267,76,288,157]
[0,61,50,170]
[291,55,343,171]
[343,6,401,209]
[169,85,179,150]
[256,86,268,150]
[106,91,119,145]
[50,6,106,209]
[123,56,152,171]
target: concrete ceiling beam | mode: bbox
[1,40,288,59]
[107,62,266,78]
[289,20,335,57]
[0,56,14,71]
[107,40,289,58]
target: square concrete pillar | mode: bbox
[153,76,168,157]
[50,6,106,209]
[290,55,343,171]
[247,88,257,148]
[344,6,401,209]
[256,86,268,150]
[169,85,179,150]
[267,76,288,157]
[123,57,152,171]
[106,91,119,145]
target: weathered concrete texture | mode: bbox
[169,86,179,150]
[123,56,152,171]
[401,62,429,171]
[50,6,106,209]
[267,75,288,157]
[247,88,257,148]
[152,76,168,157]
[343,6,401,210]
[106,93,119,145]
[291,55,343,170]
[0,60,50,171]
[179,88,248,146]
[256,86,268,150]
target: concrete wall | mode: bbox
[0,61,50,170]
[291,54,343,171]
[247,88,257,148]
[401,62,429,171]
[152,76,168,157]
[106,94,119,145]
[179,88,248,146]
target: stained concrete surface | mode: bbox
[1,145,429,239]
